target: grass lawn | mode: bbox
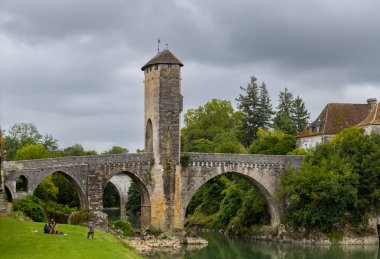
[0,216,142,259]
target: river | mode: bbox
[103,210,379,258]
[150,232,379,259]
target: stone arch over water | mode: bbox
[103,170,151,229]
[183,170,279,227]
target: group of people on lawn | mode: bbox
[43,218,61,234]
[43,218,95,239]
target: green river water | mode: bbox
[103,210,379,258]
[151,232,379,259]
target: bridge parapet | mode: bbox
[3,153,153,171]
[184,153,303,171]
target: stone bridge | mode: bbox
[1,49,303,231]
[3,152,302,230]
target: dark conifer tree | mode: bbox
[291,95,310,132]
[274,88,297,134]
[236,76,273,147]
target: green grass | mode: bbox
[0,216,142,259]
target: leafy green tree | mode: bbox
[280,127,380,233]
[236,76,273,147]
[280,152,358,232]
[51,173,79,208]
[182,99,243,153]
[186,173,270,232]
[15,144,49,160]
[103,146,129,154]
[249,129,296,155]
[291,96,310,132]
[63,144,97,156]
[34,175,59,202]
[4,123,58,160]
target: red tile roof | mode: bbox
[298,103,370,137]
[357,102,380,126]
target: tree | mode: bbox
[15,144,49,160]
[257,83,274,129]
[125,182,141,216]
[236,76,273,147]
[4,123,58,160]
[63,144,97,156]
[102,146,129,154]
[276,88,293,116]
[182,99,243,153]
[249,129,296,155]
[273,88,297,134]
[280,127,380,233]
[291,96,310,132]
[273,113,297,135]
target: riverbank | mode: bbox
[108,228,208,256]
[191,219,379,245]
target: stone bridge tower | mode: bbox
[141,50,184,230]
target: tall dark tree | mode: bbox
[276,88,293,116]
[291,96,310,132]
[273,88,297,135]
[236,76,273,147]
[257,83,274,129]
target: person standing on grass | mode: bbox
[87,223,95,239]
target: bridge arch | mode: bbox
[33,171,86,210]
[104,171,151,229]
[4,184,13,202]
[183,169,281,227]
[16,175,28,192]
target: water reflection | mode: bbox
[150,232,379,259]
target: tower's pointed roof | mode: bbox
[357,101,380,126]
[141,50,183,71]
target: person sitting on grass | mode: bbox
[49,218,56,234]
[87,223,95,239]
[43,223,50,234]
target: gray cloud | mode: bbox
[1,0,380,152]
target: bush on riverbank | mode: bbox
[279,127,380,235]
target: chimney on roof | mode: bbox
[367,98,377,110]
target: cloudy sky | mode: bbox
[1,0,380,153]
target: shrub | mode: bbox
[69,209,93,225]
[110,220,134,236]
[13,196,47,222]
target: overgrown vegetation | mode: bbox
[186,173,270,234]
[109,220,134,236]
[13,196,47,222]
[279,127,380,234]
